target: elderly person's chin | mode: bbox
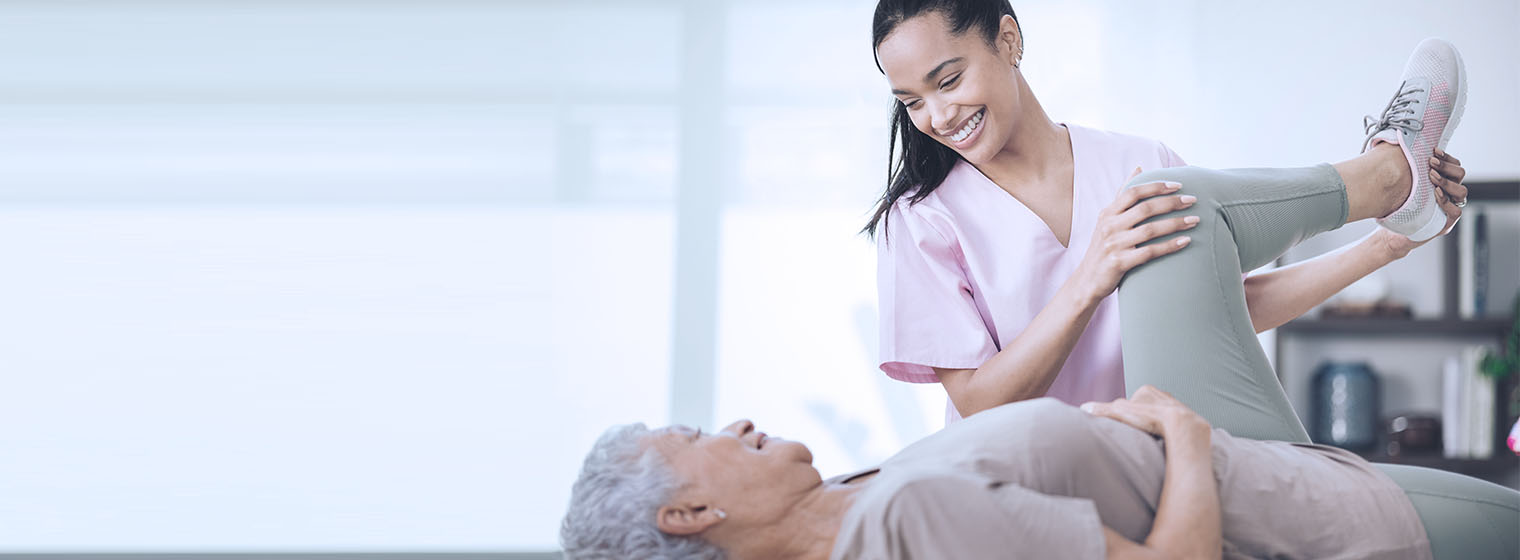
[765,437,816,467]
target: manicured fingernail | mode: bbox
[1165,182,1181,191]
[1180,195,1197,204]
[1429,169,1439,178]
[1430,156,1440,164]
[1176,237,1192,246]
[1183,216,1200,225]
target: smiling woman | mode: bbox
[862,0,1475,428]
[866,0,1196,423]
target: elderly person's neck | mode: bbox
[674,480,865,559]
[638,420,875,558]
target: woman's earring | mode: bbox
[714,509,727,520]
[1015,45,1024,68]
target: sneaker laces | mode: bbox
[1362,80,1425,151]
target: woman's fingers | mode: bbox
[1118,193,1196,229]
[1079,173,1191,303]
[1099,184,1200,274]
[1434,148,1462,167]
[1117,236,1191,271]
[1106,214,1198,273]
[1430,153,1468,184]
[1428,167,1469,205]
[1115,216,1199,249]
[1430,180,1463,236]
[1109,180,1182,215]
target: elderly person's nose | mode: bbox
[722,419,754,436]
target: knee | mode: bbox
[1125,166,1229,230]
[987,398,1097,453]
[1022,399,1102,459]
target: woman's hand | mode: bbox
[1080,385,1211,439]
[1375,149,1468,259]
[1076,168,1199,304]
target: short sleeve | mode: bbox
[1159,141,1186,168]
[876,200,998,384]
[881,474,1106,560]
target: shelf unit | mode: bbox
[1272,181,1519,484]
[1278,318,1510,337]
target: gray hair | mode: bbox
[560,423,726,560]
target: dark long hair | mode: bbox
[863,0,1019,238]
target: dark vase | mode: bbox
[1312,361,1381,451]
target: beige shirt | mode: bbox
[829,398,1431,560]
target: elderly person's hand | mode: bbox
[1374,148,1468,259]
[1082,385,1223,559]
[1080,385,1212,440]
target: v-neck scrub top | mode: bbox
[876,124,1186,422]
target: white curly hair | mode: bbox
[559,423,727,559]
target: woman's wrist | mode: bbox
[1069,278,1105,311]
[1067,260,1109,308]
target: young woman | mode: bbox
[866,0,1470,426]
[561,153,1517,559]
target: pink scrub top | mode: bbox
[876,124,1186,424]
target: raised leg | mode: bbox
[1117,164,1349,442]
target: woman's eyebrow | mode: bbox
[922,57,964,83]
[891,56,965,95]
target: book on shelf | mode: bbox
[1457,207,1489,319]
[1442,345,1495,459]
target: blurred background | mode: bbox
[0,0,1515,558]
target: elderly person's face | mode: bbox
[647,418,822,536]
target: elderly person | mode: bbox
[561,152,1519,558]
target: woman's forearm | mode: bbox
[1243,231,1398,332]
[1144,418,1222,559]
[936,278,1101,416]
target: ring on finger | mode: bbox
[1456,197,1468,208]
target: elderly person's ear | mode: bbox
[656,503,727,535]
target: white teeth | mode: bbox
[950,110,984,143]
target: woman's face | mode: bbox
[647,418,820,523]
[876,13,1021,164]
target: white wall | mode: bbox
[0,0,1515,553]
[1017,0,1520,180]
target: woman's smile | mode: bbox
[945,107,987,148]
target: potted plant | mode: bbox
[1480,293,1520,453]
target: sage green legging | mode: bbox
[1119,164,1520,560]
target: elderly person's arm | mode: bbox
[1084,386,1223,560]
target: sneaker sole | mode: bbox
[1409,41,1468,242]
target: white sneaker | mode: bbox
[1363,38,1467,242]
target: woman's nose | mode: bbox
[722,419,754,436]
[930,101,956,134]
